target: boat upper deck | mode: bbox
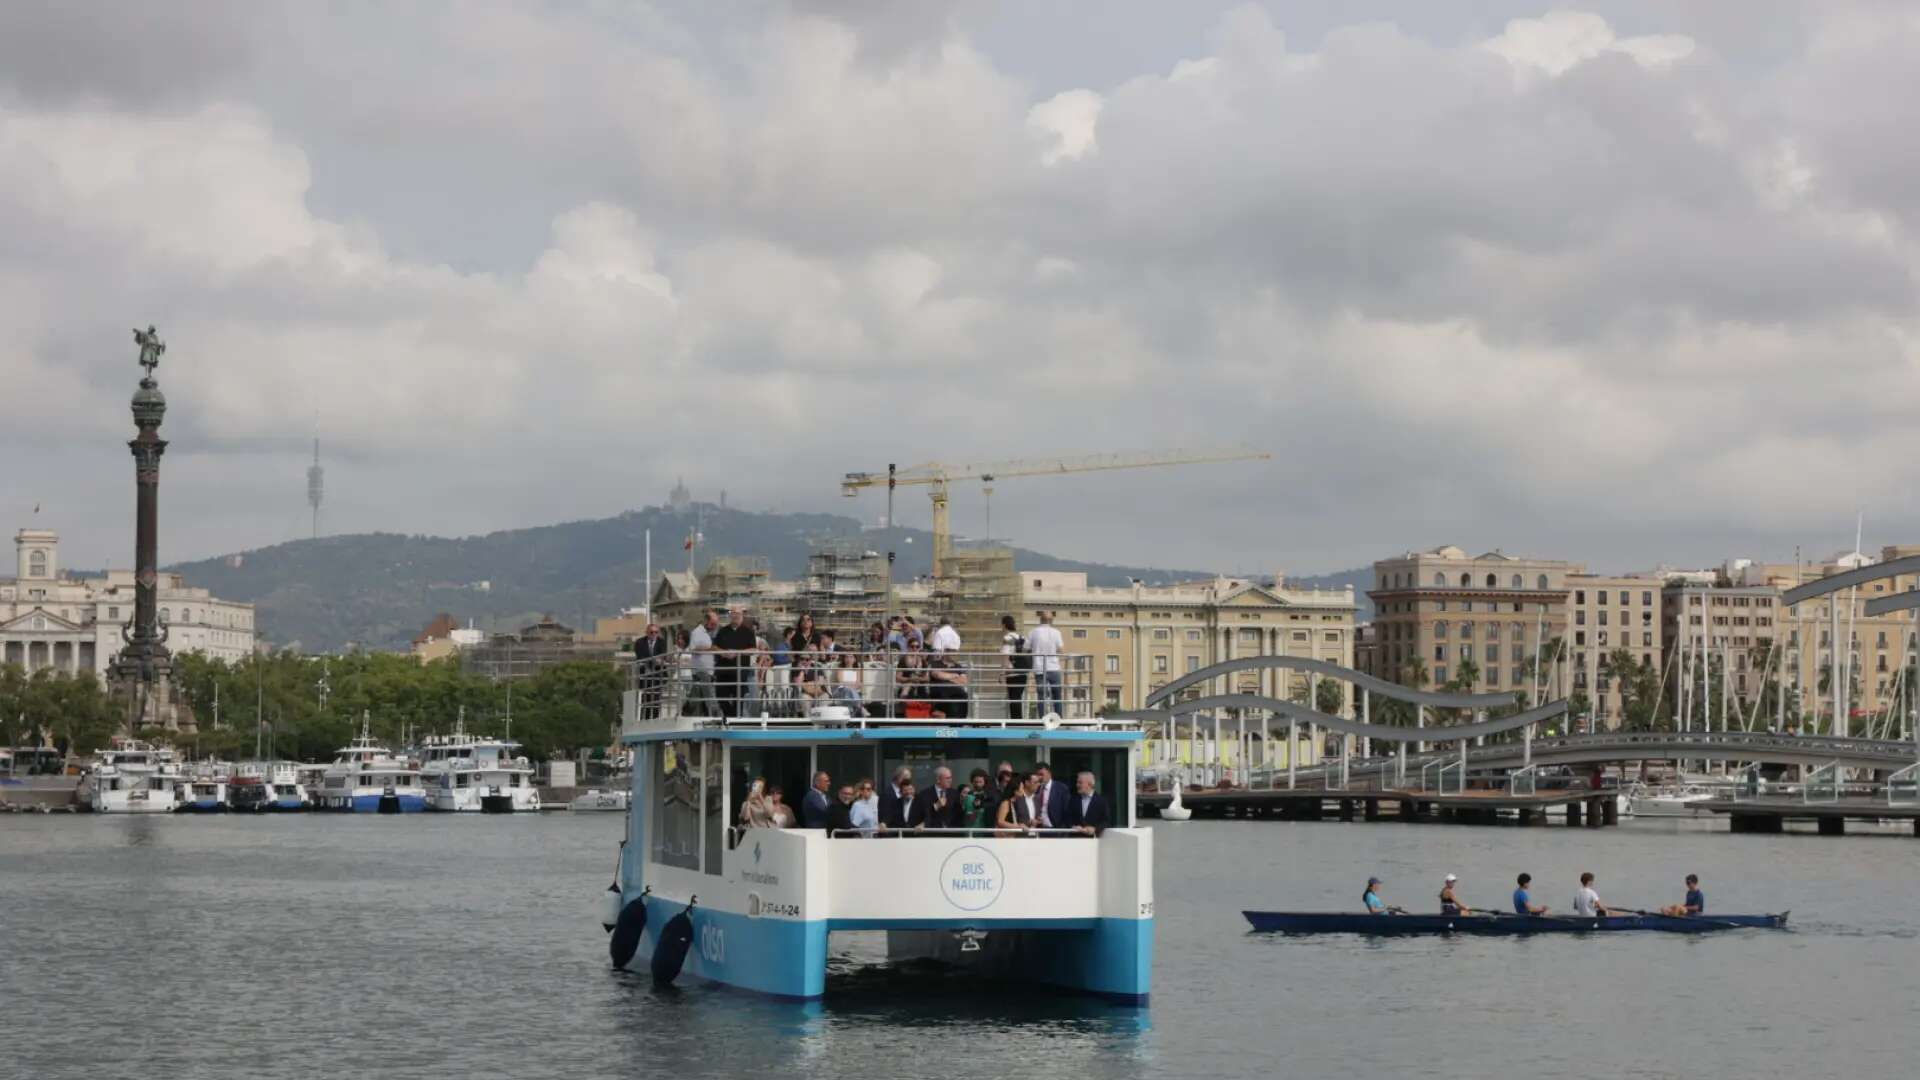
[621,649,1136,743]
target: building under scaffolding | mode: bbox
[698,555,771,612]
[802,541,890,635]
[933,546,1021,652]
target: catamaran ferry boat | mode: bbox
[317,715,426,813]
[417,718,540,813]
[603,648,1152,1004]
[85,738,184,814]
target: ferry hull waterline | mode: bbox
[607,649,1154,1004]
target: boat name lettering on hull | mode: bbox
[741,870,780,886]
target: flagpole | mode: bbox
[644,528,652,623]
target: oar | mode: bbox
[1619,906,1745,930]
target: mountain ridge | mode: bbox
[166,504,1370,651]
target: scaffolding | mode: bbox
[699,556,770,612]
[935,546,1021,653]
[803,540,889,638]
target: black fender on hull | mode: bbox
[651,896,697,986]
[609,886,652,971]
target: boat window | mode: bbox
[881,739,992,793]
[729,746,812,835]
[651,741,701,871]
[703,740,724,876]
[1044,747,1132,828]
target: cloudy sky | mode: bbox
[5,1,1919,580]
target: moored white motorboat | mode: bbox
[317,714,425,813]
[569,788,630,812]
[1626,783,1718,818]
[417,716,540,813]
[84,739,183,814]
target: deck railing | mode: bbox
[1508,764,1538,797]
[1420,758,1466,795]
[1888,762,1919,807]
[627,649,1097,727]
[1802,761,1842,804]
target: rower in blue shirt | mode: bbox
[1512,872,1550,915]
[1363,876,1396,915]
[1662,873,1705,916]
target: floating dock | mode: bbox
[1136,786,1619,827]
[1707,797,1920,836]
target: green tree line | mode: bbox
[2,653,623,763]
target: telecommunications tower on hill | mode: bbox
[307,437,324,539]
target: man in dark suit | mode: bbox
[632,623,670,720]
[914,766,964,830]
[826,783,856,837]
[1065,770,1111,837]
[881,779,927,833]
[878,766,913,826]
[1033,764,1070,829]
[801,771,833,829]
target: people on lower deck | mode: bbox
[802,771,832,829]
[962,768,994,829]
[995,771,1038,835]
[882,778,926,833]
[1066,770,1109,837]
[849,778,879,835]
[766,785,795,828]
[826,783,856,836]
[916,766,964,830]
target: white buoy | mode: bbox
[600,882,623,932]
[1161,779,1193,822]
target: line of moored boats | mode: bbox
[78,718,629,815]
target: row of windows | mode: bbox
[1571,631,1656,647]
[1574,610,1655,626]
[1380,571,1556,590]
[1573,590,1655,606]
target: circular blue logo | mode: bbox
[939,845,1004,912]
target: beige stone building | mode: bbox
[1703,547,1920,734]
[1021,572,1358,714]
[1566,574,1667,728]
[1365,545,1580,697]
[0,528,255,679]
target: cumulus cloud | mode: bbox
[3,1,1919,579]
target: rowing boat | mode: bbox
[1241,911,1788,935]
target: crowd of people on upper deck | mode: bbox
[630,607,1067,721]
[736,761,1110,838]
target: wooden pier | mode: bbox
[1706,797,1920,836]
[1136,787,1619,827]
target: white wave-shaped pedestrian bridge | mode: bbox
[1110,656,1920,777]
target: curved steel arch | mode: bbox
[1863,590,1920,617]
[1781,554,1920,606]
[1143,655,1514,710]
[1111,694,1567,743]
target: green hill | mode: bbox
[166,504,1367,652]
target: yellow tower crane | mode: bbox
[842,447,1273,578]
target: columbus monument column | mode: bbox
[111,325,177,729]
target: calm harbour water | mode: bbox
[2,813,1915,1080]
